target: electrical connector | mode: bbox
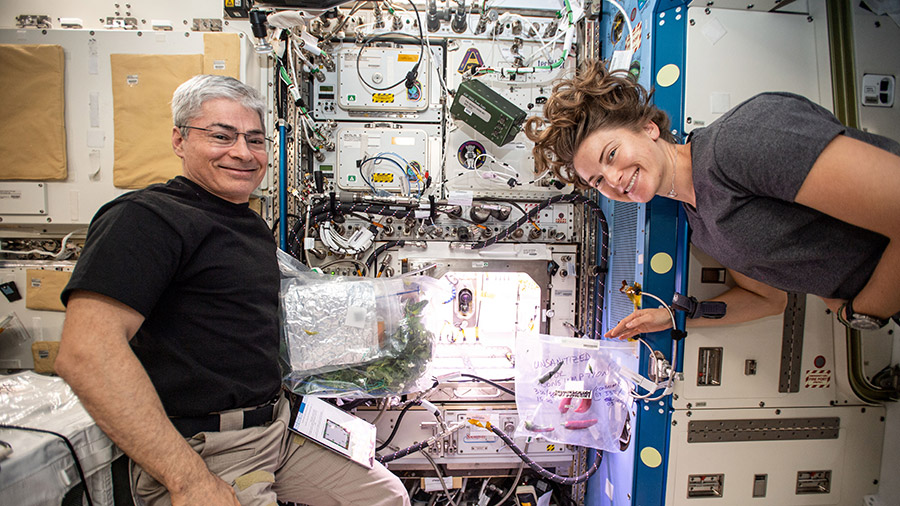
[433,371,462,383]
[405,65,420,89]
[419,399,440,417]
[348,226,376,250]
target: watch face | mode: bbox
[849,316,884,331]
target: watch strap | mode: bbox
[672,292,726,319]
[697,300,727,319]
[836,302,853,328]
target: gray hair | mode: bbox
[171,74,266,136]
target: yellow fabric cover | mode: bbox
[32,341,60,374]
[110,54,202,189]
[0,44,67,181]
[203,33,241,78]
[25,269,71,312]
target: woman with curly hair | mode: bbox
[525,60,900,338]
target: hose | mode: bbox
[470,419,602,485]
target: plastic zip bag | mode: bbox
[514,334,635,452]
[278,250,442,397]
[281,272,405,376]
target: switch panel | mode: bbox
[861,74,895,107]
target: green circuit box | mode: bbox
[450,79,527,147]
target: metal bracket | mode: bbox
[15,15,52,29]
[104,17,139,30]
[778,292,806,393]
[192,18,223,32]
[688,417,840,443]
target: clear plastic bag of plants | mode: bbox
[514,334,636,452]
[278,250,442,398]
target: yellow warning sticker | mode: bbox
[546,444,556,452]
[398,54,419,62]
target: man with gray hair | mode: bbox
[57,74,410,506]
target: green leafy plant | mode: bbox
[292,299,434,397]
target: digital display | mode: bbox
[323,419,350,449]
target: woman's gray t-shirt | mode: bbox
[684,92,899,299]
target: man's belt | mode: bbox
[170,395,279,438]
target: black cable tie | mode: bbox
[671,329,688,341]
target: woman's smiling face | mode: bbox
[572,121,668,203]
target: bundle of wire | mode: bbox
[359,152,416,197]
[376,418,603,485]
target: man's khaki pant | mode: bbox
[131,396,410,506]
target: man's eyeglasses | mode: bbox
[178,125,272,152]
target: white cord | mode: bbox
[605,0,636,48]
[361,153,413,196]
[423,19,450,96]
[491,12,551,65]
[522,18,568,67]
[371,397,391,425]
[531,169,552,184]
[470,153,520,187]
[624,290,679,401]
[473,153,519,177]
[0,229,87,259]
[291,39,317,75]
[628,338,662,399]
[287,36,297,83]
[319,221,374,255]
[298,113,322,151]
[488,457,525,506]
[423,452,461,506]
[354,20,379,36]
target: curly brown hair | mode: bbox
[524,60,675,189]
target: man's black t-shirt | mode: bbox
[62,176,281,417]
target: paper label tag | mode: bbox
[447,190,474,206]
[609,49,633,72]
[459,95,491,122]
[559,336,600,350]
[423,477,455,492]
[345,306,367,328]
[553,380,591,399]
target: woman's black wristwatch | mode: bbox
[837,299,889,330]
